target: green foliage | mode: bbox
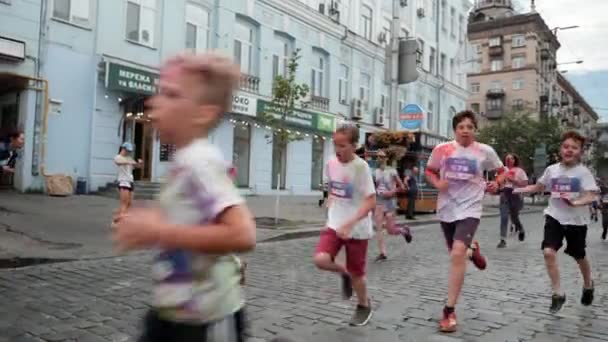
[258,48,310,148]
[477,111,562,173]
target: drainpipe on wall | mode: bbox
[31,0,48,178]
[86,0,102,192]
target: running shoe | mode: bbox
[496,240,506,248]
[349,300,373,326]
[469,240,487,270]
[549,294,566,313]
[581,282,594,306]
[400,224,413,243]
[374,254,388,262]
[518,230,525,242]
[439,308,457,333]
[341,273,353,300]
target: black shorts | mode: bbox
[138,309,246,342]
[542,215,587,260]
[440,218,480,250]
[117,181,134,192]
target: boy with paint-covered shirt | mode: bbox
[314,124,376,327]
[515,130,598,314]
[113,54,254,342]
[425,110,504,333]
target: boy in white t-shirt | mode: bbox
[425,110,504,333]
[515,130,598,313]
[113,53,255,341]
[313,124,376,327]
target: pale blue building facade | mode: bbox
[0,0,470,194]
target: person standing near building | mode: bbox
[425,110,504,333]
[313,124,376,326]
[497,153,528,248]
[404,166,419,220]
[114,142,142,217]
[515,131,598,313]
[0,129,25,175]
[599,178,608,240]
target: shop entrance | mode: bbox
[122,97,153,181]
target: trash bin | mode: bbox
[76,177,87,195]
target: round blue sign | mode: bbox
[399,104,424,130]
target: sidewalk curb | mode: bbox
[258,208,544,243]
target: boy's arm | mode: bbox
[513,183,545,194]
[157,204,256,253]
[425,147,447,191]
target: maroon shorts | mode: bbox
[314,228,369,277]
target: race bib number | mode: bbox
[550,177,581,199]
[329,180,354,199]
[444,158,478,181]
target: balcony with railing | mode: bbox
[239,73,260,93]
[488,45,504,57]
[486,88,505,98]
[310,95,330,111]
[486,107,504,119]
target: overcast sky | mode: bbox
[516,0,608,118]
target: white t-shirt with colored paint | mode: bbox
[325,156,376,240]
[374,167,399,195]
[427,141,503,223]
[152,138,245,323]
[114,154,135,184]
[538,163,598,226]
[504,167,528,189]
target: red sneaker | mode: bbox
[469,240,487,270]
[439,309,457,333]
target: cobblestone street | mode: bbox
[3,213,608,342]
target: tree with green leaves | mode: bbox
[477,111,562,174]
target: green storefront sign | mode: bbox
[106,62,159,95]
[257,100,336,133]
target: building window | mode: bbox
[450,7,456,38]
[272,34,293,79]
[490,59,503,71]
[489,37,501,47]
[380,92,389,110]
[311,50,328,97]
[382,19,391,46]
[429,47,436,74]
[513,78,524,90]
[53,0,90,26]
[431,0,437,20]
[398,88,407,112]
[471,103,480,113]
[487,98,502,110]
[470,82,480,93]
[441,0,447,31]
[458,15,464,42]
[271,133,287,190]
[338,64,349,105]
[512,99,524,111]
[427,101,434,131]
[360,5,373,40]
[126,0,156,47]
[512,56,526,69]
[418,39,425,68]
[448,107,456,138]
[490,80,502,90]
[185,4,209,53]
[512,34,526,48]
[233,124,251,188]
[360,72,371,109]
[473,43,482,54]
[234,18,256,75]
[311,137,324,190]
[440,53,446,77]
[449,58,455,82]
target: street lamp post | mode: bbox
[545,25,580,118]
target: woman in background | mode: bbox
[497,153,528,248]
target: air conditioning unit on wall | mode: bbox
[374,107,385,126]
[351,98,363,120]
[417,8,426,18]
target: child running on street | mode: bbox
[313,124,376,326]
[113,53,255,341]
[425,110,504,333]
[114,142,142,217]
[515,130,598,313]
[373,149,412,262]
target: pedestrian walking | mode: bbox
[599,178,608,240]
[497,153,528,248]
[114,142,142,218]
[425,110,504,333]
[515,130,598,313]
[403,166,419,220]
[113,53,255,341]
[373,150,412,262]
[313,124,376,327]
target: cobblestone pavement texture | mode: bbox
[3,214,608,341]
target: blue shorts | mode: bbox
[377,198,397,212]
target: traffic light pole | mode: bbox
[388,0,401,131]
